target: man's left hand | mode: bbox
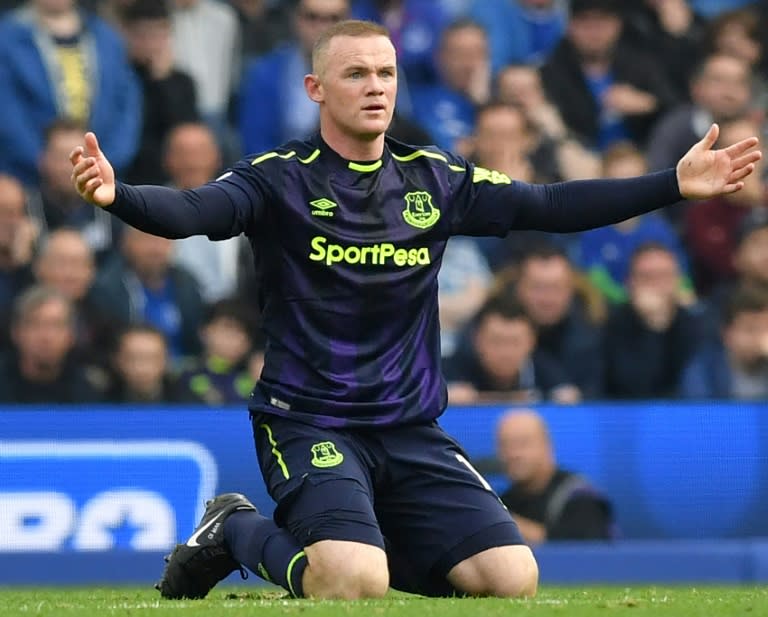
[677,123,762,200]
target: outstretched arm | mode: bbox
[451,124,761,236]
[70,132,263,239]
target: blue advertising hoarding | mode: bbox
[1,401,767,585]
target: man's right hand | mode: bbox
[69,132,116,207]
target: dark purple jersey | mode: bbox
[107,134,680,427]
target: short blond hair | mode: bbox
[312,19,391,76]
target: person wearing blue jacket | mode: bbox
[468,0,567,73]
[239,0,351,155]
[0,0,141,186]
[681,285,768,400]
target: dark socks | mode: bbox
[224,511,308,597]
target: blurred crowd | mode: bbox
[1,0,768,406]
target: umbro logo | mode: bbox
[310,198,337,217]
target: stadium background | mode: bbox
[1,0,768,589]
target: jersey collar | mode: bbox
[310,133,391,174]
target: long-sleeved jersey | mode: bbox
[108,134,681,427]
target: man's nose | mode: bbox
[366,74,385,94]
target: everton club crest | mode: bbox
[402,191,440,230]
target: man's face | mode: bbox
[567,10,622,60]
[311,34,397,142]
[35,232,95,301]
[692,56,751,121]
[735,229,768,284]
[125,18,171,65]
[438,26,488,93]
[517,257,574,327]
[724,309,768,369]
[497,66,542,108]
[202,317,252,365]
[473,107,530,165]
[0,177,27,253]
[628,249,680,302]
[496,416,551,485]
[295,0,348,55]
[164,125,221,189]
[116,332,168,395]
[474,315,536,384]
[122,229,174,281]
[12,299,74,368]
[40,129,83,196]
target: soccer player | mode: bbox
[70,20,760,601]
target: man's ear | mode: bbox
[304,74,324,103]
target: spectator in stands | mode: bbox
[410,19,489,153]
[0,285,103,402]
[495,65,601,182]
[350,0,453,85]
[177,299,257,404]
[621,0,706,103]
[513,245,604,399]
[602,243,701,399]
[438,237,492,358]
[0,0,141,185]
[33,229,92,306]
[229,0,292,65]
[170,0,240,152]
[90,226,204,361]
[705,7,765,76]
[465,100,594,266]
[32,228,114,366]
[468,102,534,183]
[496,409,615,544]
[704,7,768,111]
[646,53,753,172]
[26,118,122,264]
[120,0,199,185]
[705,219,768,327]
[685,118,767,296]
[105,323,186,403]
[575,142,691,304]
[163,122,245,304]
[732,220,768,294]
[444,295,580,405]
[0,174,37,314]
[681,285,768,400]
[469,0,567,71]
[540,0,676,152]
[239,0,350,155]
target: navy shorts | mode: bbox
[251,412,524,593]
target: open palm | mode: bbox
[69,132,116,207]
[677,123,761,200]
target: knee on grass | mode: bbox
[449,545,539,598]
[304,540,389,599]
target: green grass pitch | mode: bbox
[1,587,767,616]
